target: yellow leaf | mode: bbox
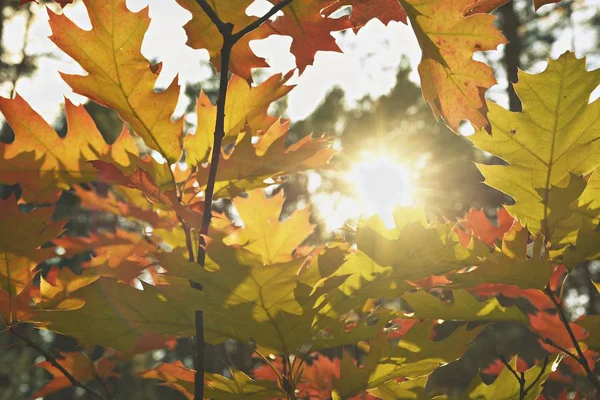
[184,73,293,166]
[0,96,137,203]
[224,189,315,265]
[48,0,183,163]
[469,52,600,236]
[400,0,505,132]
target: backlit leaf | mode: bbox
[0,97,136,203]
[223,189,315,265]
[174,0,271,82]
[0,197,63,301]
[401,289,528,323]
[469,52,600,236]
[184,73,293,166]
[399,0,506,132]
[196,120,335,198]
[48,0,184,163]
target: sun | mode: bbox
[345,152,418,227]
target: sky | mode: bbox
[0,0,598,128]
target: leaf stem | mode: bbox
[9,326,107,400]
[499,354,524,400]
[192,1,293,398]
[544,285,600,392]
[523,356,548,396]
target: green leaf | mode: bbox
[469,52,600,237]
[157,241,375,355]
[467,355,559,399]
[205,370,284,400]
[35,279,194,352]
[450,224,552,290]
[402,289,528,323]
[368,376,428,400]
[332,322,483,399]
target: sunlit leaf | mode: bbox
[469,52,600,236]
[0,97,136,202]
[399,0,506,132]
[48,0,184,163]
[223,189,315,265]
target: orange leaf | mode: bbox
[48,0,183,163]
[267,0,353,73]
[400,0,506,132]
[73,185,176,229]
[91,160,203,229]
[323,0,407,33]
[174,0,271,82]
[530,311,588,351]
[456,207,516,246]
[34,352,117,398]
[224,189,315,264]
[0,97,137,203]
[197,120,335,198]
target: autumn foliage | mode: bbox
[1,0,600,399]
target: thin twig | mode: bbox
[232,0,293,42]
[9,327,106,400]
[499,354,521,382]
[499,354,526,400]
[191,1,294,398]
[544,286,600,392]
[542,337,578,360]
[524,356,549,396]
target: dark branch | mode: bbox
[232,0,293,42]
[542,337,578,360]
[192,1,293,398]
[194,0,228,34]
[9,327,107,400]
[499,354,521,383]
[524,356,549,396]
[544,286,600,392]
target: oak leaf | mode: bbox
[0,197,63,301]
[196,120,335,198]
[223,189,315,264]
[0,97,136,203]
[34,352,117,398]
[35,278,194,352]
[332,323,483,398]
[456,207,515,247]
[401,289,528,323]
[267,0,353,73]
[467,355,558,399]
[91,160,203,229]
[174,0,271,82]
[48,0,184,163]
[184,73,293,166]
[469,52,600,236]
[323,0,407,33]
[399,0,506,132]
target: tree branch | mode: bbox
[499,354,524,399]
[9,326,107,400]
[232,0,293,43]
[524,356,548,396]
[544,286,600,392]
[194,0,227,34]
[192,1,293,398]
